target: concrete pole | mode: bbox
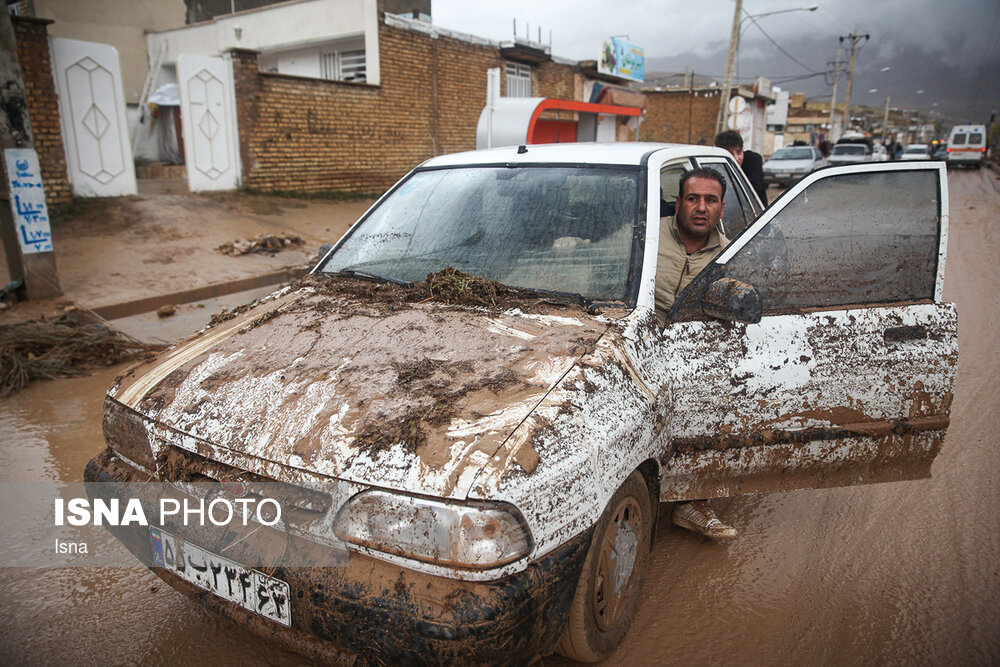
[882,96,891,142]
[0,12,61,300]
[827,44,843,142]
[842,29,869,134]
[688,69,695,144]
[716,0,743,137]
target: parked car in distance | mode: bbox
[827,142,872,166]
[931,141,948,159]
[871,143,889,161]
[901,144,934,161]
[85,143,957,666]
[762,145,828,186]
[947,123,987,168]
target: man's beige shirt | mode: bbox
[654,216,728,325]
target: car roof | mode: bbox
[419,142,734,168]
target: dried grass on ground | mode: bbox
[216,234,304,256]
[0,316,163,398]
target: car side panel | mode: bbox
[656,303,957,500]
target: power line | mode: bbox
[743,14,822,74]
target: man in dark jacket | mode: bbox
[715,130,768,206]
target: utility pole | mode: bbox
[882,96,891,143]
[827,45,843,142]
[841,29,870,134]
[0,12,61,300]
[688,69,695,144]
[716,0,743,136]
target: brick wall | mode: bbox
[642,88,725,147]
[12,17,71,204]
[534,60,580,100]
[233,19,578,194]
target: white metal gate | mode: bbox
[177,55,241,192]
[51,38,137,197]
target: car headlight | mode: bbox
[334,490,534,570]
[103,397,156,469]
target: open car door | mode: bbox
[657,161,956,500]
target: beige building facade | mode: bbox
[30,0,186,103]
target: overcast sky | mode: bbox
[432,0,1000,126]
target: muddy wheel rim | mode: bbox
[593,496,643,632]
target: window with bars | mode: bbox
[505,63,532,97]
[320,49,367,82]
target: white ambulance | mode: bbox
[946,124,987,168]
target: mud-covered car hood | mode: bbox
[109,282,614,499]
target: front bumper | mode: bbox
[947,155,984,166]
[85,448,590,665]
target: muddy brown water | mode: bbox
[1,170,998,665]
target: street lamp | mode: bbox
[741,5,819,34]
[716,3,819,136]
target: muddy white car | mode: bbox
[86,143,957,664]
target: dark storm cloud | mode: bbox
[434,0,1000,123]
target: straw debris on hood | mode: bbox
[0,316,163,398]
[296,267,582,313]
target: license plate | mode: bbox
[150,527,291,627]
[777,172,790,179]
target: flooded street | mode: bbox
[1,169,998,665]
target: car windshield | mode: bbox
[321,165,640,301]
[771,147,814,160]
[832,144,868,156]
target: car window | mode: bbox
[969,132,983,143]
[952,134,967,145]
[721,169,939,313]
[833,145,868,155]
[323,166,640,300]
[660,166,685,205]
[700,162,751,238]
[772,147,813,160]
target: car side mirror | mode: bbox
[701,278,762,324]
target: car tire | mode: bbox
[555,470,653,663]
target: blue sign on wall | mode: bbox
[4,149,52,254]
[598,37,645,83]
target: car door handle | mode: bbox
[884,325,927,343]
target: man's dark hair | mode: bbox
[714,130,744,151]
[679,167,727,200]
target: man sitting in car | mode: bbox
[654,166,738,540]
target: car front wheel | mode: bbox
[555,470,653,662]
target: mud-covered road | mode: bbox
[1,169,998,665]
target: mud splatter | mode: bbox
[353,367,526,454]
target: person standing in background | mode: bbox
[715,130,768,206]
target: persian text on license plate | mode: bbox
[150,527,291,627]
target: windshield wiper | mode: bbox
[333,269,413,287]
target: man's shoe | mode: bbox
[671,501,738,540]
